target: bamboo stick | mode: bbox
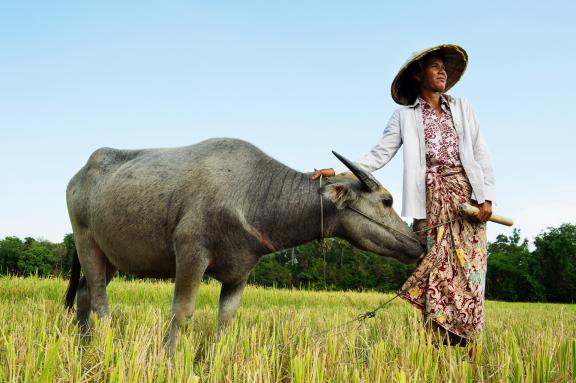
[459,203,514,226]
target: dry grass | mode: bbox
[0,275,575,382]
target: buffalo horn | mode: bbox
[332,151,382,192]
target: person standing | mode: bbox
[311,44,495,346]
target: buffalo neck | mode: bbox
[244,167,337,252]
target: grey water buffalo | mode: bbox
[64,137,423,355]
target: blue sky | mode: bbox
[1,1,575,245]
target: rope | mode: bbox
[319,175,328,288]
[346,205,464,244]
[414,216,464,234]
[317,173,463,245]
[274,180,467,352]
[272,253,445,353]
[268,174,496,368]
[319,174,324,240]
[271,195,466,352]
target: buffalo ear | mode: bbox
[319,182,358,209]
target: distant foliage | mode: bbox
[252,225,576,303]
[532,224,576,302]
[17,247,55,276]
[251,240,415,292]
[0,236,67,276]
[1,223,575,302]
[0,236,25,273]
[486,230,545,302]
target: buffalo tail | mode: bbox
[64,248,81,311]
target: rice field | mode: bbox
[0,275,575,382]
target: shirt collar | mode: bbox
[408,94,454,109]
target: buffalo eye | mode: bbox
[382,195,393,207]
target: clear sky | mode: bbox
[1,1,575,245]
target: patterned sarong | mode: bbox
[398,166,487,338]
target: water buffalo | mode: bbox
[64,137,423,355]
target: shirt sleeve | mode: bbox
[333,110,403,174]
[468,102,496,202]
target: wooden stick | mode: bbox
[459,203,514,226]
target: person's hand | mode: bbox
[310,168,335,180]
[472,200,492,222]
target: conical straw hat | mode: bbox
[391,44,468,105]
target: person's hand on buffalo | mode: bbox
[310,168,335,180]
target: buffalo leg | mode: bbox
[217,278,248,335]
[76,277,91,334]
[77,265,117,335]
[164,245,209,357]
[75,235,115,330]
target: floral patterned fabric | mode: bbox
[421,96,462,170]
[398,97,488,339]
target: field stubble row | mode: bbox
[0,276,575,382]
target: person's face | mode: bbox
[414,56,447,93]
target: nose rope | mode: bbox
[346,206,464,245]
[319,174,325,240]
[345,205,423,244]
[317,179,461,245]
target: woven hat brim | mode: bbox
[391,44,468,105]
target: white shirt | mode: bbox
[334,96,495,219]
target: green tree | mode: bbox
[24,237,35,248]
[486,229,544,301]
[532,223,576,302]
[252,255,291,287]
[58,233,76,275]
[0,237,25,274]
[17,247,56,276]
[253,239,416,292]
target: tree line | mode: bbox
[1,223,575,303]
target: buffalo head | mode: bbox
[319,152,424,264]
